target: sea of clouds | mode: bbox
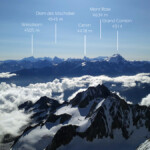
[0,73,150,142]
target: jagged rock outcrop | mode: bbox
[18,96,62,123]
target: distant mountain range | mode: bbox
[0,54,150,77]
[11,84,150,150]
[0,56,106,73]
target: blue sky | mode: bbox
[0,0,150,60]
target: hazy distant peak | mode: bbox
[106,54,127,63]
[22,56,35,61]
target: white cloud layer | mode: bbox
[0,110,30,142]
[140,94,150,106]
[0,72,16,78]
[0,73,150,142]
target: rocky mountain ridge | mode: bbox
[11,84,150,150]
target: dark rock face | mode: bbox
[14,84,150,150]
[59,114,72,124]
[35,96,61,112]
[19,96,61,112]
[85,107,108,141]
[18,101,33,111]
[46,125,78,150]
[46,113,71,124]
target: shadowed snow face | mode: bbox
[0,73,150,142]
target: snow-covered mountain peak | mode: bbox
[69,84,111,108]
[12,85,150,150]
[106,54,127,63]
